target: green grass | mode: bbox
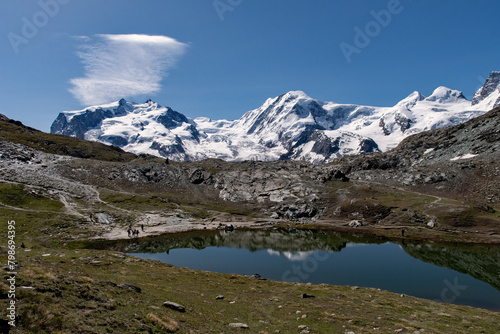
[1,247,499,333]
[0,183,64,212]
[98,190,178,212]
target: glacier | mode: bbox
[51,72,500,164]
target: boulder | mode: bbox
[163,301,186,312]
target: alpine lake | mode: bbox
[87,229,500,311]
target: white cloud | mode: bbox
[69,34,188,106]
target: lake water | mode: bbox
[92,229,500,310]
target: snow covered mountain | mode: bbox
[51,72,500,164]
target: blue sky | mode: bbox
[1,0,500,131]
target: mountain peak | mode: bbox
[425,86,466,103]
[284,90,312,100]
[396,91,426,109]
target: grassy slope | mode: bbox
[0,119,137,162]
[0,185,499,333]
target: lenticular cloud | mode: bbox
[69,34,188,106]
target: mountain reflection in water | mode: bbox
[87,228,500,293]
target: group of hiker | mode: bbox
[127,224,144,238]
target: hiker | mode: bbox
[127,228,131,237]
[141,224,144,232]
[401,228,406,237]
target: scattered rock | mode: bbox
[163,301,186,313]
[228,322,249,329]
[215,295,224,300]
[251,273,267,280]
[117,284,141,293]
[348,220,363,228]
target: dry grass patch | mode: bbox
[147,313,179,332]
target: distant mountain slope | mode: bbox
[51,72,500,164]
[335,106,500,204]
[0,114,137,162]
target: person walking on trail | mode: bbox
[141,224,144,232]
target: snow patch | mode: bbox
[450,153,478,161]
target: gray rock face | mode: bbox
[473,71,500,107]
[0,142,36,162]
[213,161,321,204]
